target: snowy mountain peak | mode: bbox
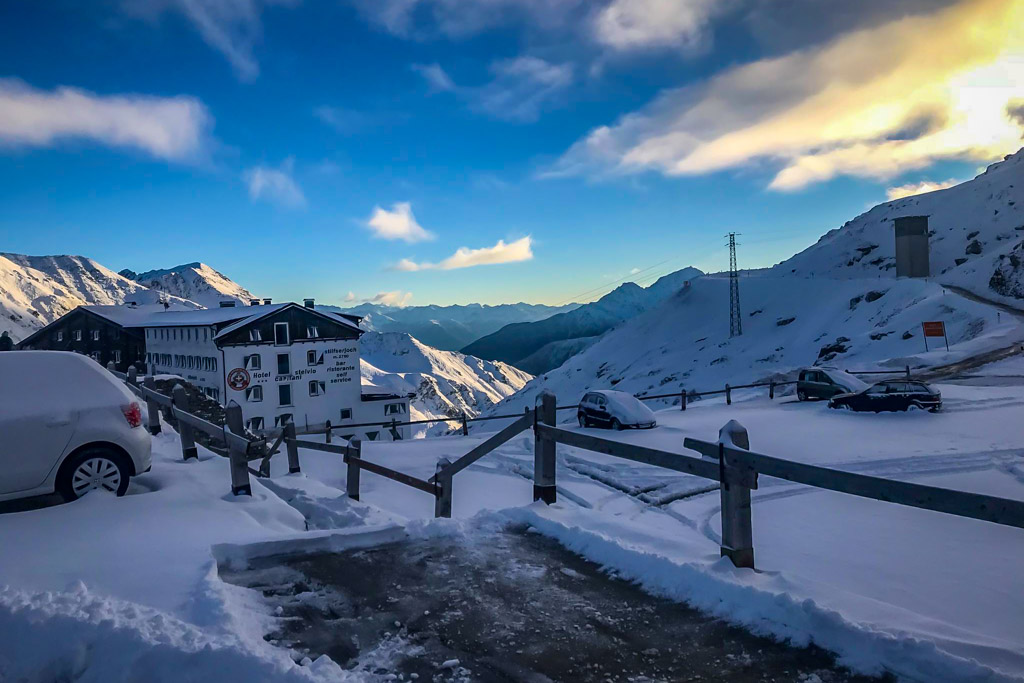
[124,262,257,308]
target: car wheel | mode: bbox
[797,390,807,401]
[56,447,131,502]
[611,418,622,431]
[578,413,588,428]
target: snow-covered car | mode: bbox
[797,367,868,401]
[0,351,152,503]
[578,390,657,430]
[828,380,942,413]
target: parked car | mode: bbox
[578,390,657,430]
[828,380,942,413]
[797,367,868,401]
[0,351,152,503]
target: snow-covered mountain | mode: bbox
[122,262,257,308]
[484,151,1024,417]
[339,302,577,352]
[462,267,704,372]
[359,331,532,432]
[0,254,198,342]
[778,148,1024,302]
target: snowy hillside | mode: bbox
[123,262,257,308]
[0,254,197,342]
[339,301,577,351]
[463,267,704,372]
[778,148,1024,303]
[485,273,1023,415]
[359,331,532,430]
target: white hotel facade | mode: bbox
[142,299,411,440]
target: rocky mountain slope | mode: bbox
[462,267,704,372]
[340,302,577,351]
[358,331,532,432]
[0,254,197,342]
[121,262,258,308]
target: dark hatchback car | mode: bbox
[829,380,942,413]
[797,368,868,401]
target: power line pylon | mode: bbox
[727,233,742,337]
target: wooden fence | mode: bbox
[284,389,1024,572]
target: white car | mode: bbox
[578,390,657,430]
[0,351,152,503]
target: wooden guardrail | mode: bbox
[108,363,265,497]
[527,389,1024,569]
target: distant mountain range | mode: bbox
[336,301,578,352]
[462,267,704,374]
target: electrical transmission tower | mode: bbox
[727,232,742,337]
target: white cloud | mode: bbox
[243,158,306,207]
[363,291,414,307]
[124,0,298,81]
[352,0,582,38]
[414,56,573,123]
[593,0,725,51]
[394,236,533,271]
[886,179,961,201]
[411,63,457,92]
[550,0,1024,190]
[366,202,435,242]
[629,267,641,275]
[0,79,212,162]
[344,291,356,303]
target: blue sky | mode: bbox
[0,0,1020,306]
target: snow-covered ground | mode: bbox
[2,372,1022,681]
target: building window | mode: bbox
[309,380,325,397]
[55,331,63,342]
[73,330,82,341]
[277,353,290,375]
[340,408,352,420]
[306,325,319,339]
[247,417,264,432]
[114,350,122,363]
[249,329,262,342]
[245,354,261,370]
[91,330,100,341]
[274,322,289,346]
[212,357,218,372]
[306,350,320,366]
[279,384,292,406]
[275,413,293,428]
[366,431,379,441]
[246,386,263,402]
[385,403,406,416]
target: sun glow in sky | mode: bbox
[0,0,1022,305]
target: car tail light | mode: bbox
[122,402,143,428]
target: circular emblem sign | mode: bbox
[227,367,250,391]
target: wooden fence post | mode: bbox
[143,376,161,435]
[680,388,687,411]
[225,402,251,496]
[769,380,775,400]
[127,365,138,388]
[905,364,911,379]
[718,420,754,569]
[434,457,453,518]
[533,391,557,504]
[390,418,401,440]
[172,385,198,461]
[461,414,469,436]
[346,439,361,501]
[285,421,300,474]
[725,383,732,405]
[325,420,332,444]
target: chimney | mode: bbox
[250,298,261,306]
[303,298,315,309]
[219,300,236,308]
[263,298,272,305]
